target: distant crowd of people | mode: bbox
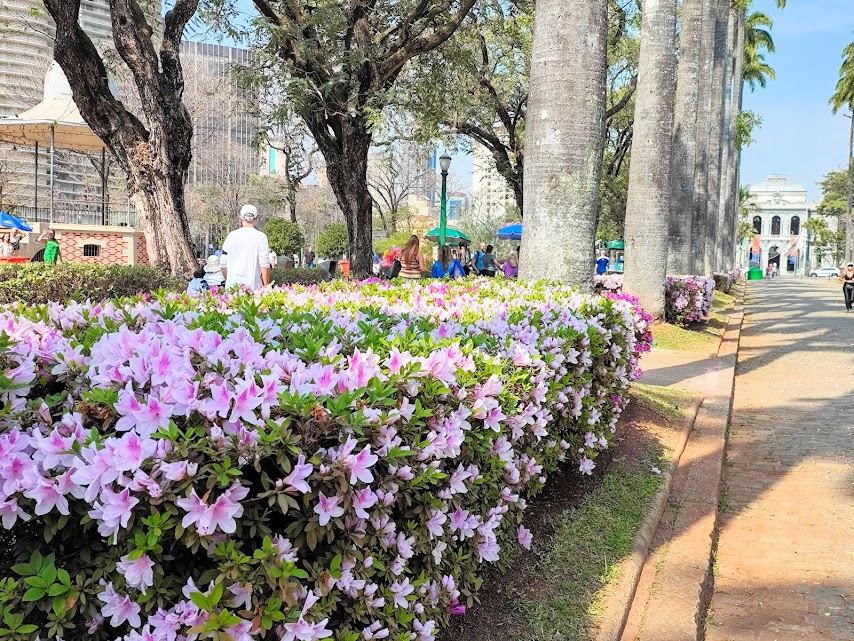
[389,236,519,281]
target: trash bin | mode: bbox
[340,260,350,279]
[747,267,763,281]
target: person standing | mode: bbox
[596,250,609,275]
[38,229,61,265]
[500,253,519,278]
[399,235,426,280]
[220,204,272,289]
[458,240,473,275]
[431,245,465,278]
[472,241,487,275]
[841,263,854,312]
[481,244,497,277]
[269,249,278,269]
[305,246,316,268]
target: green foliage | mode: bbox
[264,218,305,256]
[315,223,349,259]
[816,163,853,217]
[805,216,844,265]
[373,231,414,256]
[736,111,763,150]
[0,264,182,305]
[830,40,854,113]
[270,267,326,286]
[743,11,777,91]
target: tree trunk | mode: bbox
[319,120,373,278]
[519,0,608,286]
[668,0,705,275]
[721,10,745,272]
[43,0,198,276]
[691,0,719,274]
[714,8,737,272]
[702,0,731,276]
[623,0,679,320]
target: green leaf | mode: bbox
[189,592,210,611]
[22,588,45,602]
[56,569,70,586]
[209,582,224,608]
[18,625,38,634]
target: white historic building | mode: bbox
[746,175,826,274]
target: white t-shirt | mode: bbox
[220,227,271,289]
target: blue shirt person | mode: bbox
[596,251,610,275]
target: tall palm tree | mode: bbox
[830,38,854,262]
[623,0,679,318]
[742,10,777,90]
[668,0,706,275]
[519,1,609,285]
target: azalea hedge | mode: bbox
[0,279,651,641]
[665,275,716,325]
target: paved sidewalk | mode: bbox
[707,279,854,641]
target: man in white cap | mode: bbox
[220,204,272,289]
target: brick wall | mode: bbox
[43,226,150,266]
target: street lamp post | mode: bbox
[439,154,451,246]
[846,111,854,262]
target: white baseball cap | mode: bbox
[239,204,258,220]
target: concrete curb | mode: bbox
[594,394,703,641]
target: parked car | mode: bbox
[809,266,840,278]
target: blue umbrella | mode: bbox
[0,212,32,232]
[497,223,523,241]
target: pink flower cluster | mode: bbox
[0,278,650,641]
[593,273,624,292]
[665,275,716,325]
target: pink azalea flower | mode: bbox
[117,553,155,591]
[579,457,596,475]
[352,487,378,519]
[344,445,378,485]
[314,492,345,526]
[99,582,142,628]
[282,454,313,494]
[518,525,533,550]
[425,509,447,539]
[112,432,158,473]
[22,469,70,516]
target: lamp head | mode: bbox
[439,154,452,172]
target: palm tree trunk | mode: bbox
[623,0,679,319]
[691,0,719,274]
[721,10,745,272]
[519,0,608,286]
[668,0,706,275]
[703,0,731,276]
[714,8,738,272]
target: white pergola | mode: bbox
[0,88,107,223]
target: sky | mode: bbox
[740,0,853,201]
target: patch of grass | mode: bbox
[631,383,695,421]
[652,322,719,352]
[713,290,736,310]
[512,450,666,641]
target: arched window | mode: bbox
[771,216,781,235]
[752,216,762,234]
[790,216,800,235]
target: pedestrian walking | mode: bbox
[399,235,426,280]
[38,229,61,265]
[220,204,272,289]
[269,249,278,269]
[305,247,316,268]
[841,262,854,312]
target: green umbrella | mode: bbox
[424,228,471,245]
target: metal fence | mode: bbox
[10,205,139,228]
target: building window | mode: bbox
[753,216,762,234]
[771,216,781,235]
[83,244,101,257]
[790,216,800,235]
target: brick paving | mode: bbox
[706,279,854,641]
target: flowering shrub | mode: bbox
[0,279,650,641]
[665,275,716,325]
[593,273,624,292]
[712,270,741,294]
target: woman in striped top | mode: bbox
[399,235,426,280]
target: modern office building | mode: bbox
[471,140,515,222]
